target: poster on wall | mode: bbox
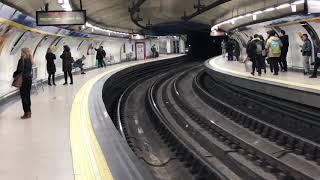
[10,31,33,55]
[136,43,145,60]
[0,24,13,55]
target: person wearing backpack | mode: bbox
[300,34,312,75]
[259,35,267,74]
[246,38,257,75]
[265,30,283,75]
[251,34,264,76]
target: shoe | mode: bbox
[20,112,31,119]
[48,83,52,86]
[250,72,254,76]
[303,72,308,75]
[63,82,68,85]
[53,83,56,86]
[274,73,278,76]
[70,82,73,85]
[81,72,86,74]
[310,75,317,78]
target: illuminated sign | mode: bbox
[308,0,320,14]
[36,10,86,26]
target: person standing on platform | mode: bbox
[259,35,267,73]
[221,40,226,58]
[279,30,289,72]
[300,34,312,75]
[265,30,283,75]
[226,39,234,61]
[46,46,56,86]
[13,48,34,119]
[95,46,106,68]
[246,38,256,75]
[60,45,73,85]
[234,41,240,61]
[310,53,320,78]
[151,44,156,58]
[251,34,264,76]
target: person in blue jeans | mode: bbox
[300,34,312,75]
[95,46,106,68]
[73,55,86,74]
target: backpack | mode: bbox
[271,39,281,55]
[256,42,262,55]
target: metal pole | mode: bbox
[80,0,83,10]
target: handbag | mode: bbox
[302,51,312,56]
[12,59,24,88]
[12,74,23,88]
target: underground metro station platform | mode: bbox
[1,0,320,180]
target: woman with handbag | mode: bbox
[60,45,73,85]
[12,48,34,119]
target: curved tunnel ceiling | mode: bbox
[1,0,307,34]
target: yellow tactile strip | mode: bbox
[208,57,320,92]
[70,64,134,180]
[70,73,113,180]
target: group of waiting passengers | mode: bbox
[223,30,319,78]
[12,45,107,119]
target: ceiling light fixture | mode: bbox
[211,0,304,31]
[264,7,275,12]
[291,4,297,12]
[253,10,263,15]
[292,0,304,5]
[58,1,130,36]
[253,14,257,20]
[57,0,64,4]
[276,3,290,9]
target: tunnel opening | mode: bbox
[186,31,225,60]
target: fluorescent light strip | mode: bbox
[276,3,290,9]
[211,0,303,31]
[60,0,130,36]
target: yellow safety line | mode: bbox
[0,17,60,36]
[70,64,135,180]
[209,57,320,92]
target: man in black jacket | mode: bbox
[95,46,106,68]
[280,30,289,71]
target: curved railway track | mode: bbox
[103,57,320,180]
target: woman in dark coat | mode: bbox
[46,46,56,86]
[13,48,34,119]
[60,45,73,85]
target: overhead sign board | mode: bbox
[308,0,320,14]
[36,10,86,26]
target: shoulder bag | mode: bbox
[12,60,24,88]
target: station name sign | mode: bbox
[36,10,86,26]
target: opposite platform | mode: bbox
[205,56,320,108]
